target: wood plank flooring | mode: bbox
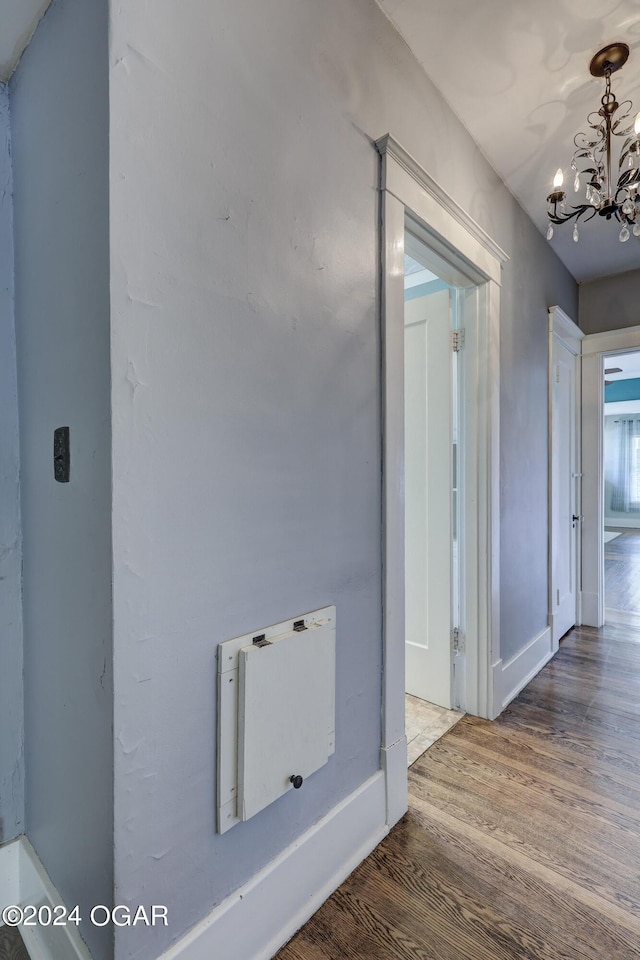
[275,623,640,960]
[0,926,29,960]
[605,528,640,617]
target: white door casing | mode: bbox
[548,306,583,646]
[404,288,453,707]
[582,324,640,627]
[377,134,508,828]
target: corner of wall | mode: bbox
[0,78,25,844]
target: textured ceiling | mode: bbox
[0,0,51,82]
[377,0,640,282]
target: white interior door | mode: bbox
[404,287,453,707]
[550,328,581,643]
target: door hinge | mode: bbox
[452,627,465,652]
[451,329,465,352]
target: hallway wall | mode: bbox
[108,1,577,956]
[10,1,112,957]
[579,268,640,334]
[0,83,24,845]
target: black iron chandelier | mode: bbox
[546,42,640,243]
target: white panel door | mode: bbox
[404,288,453,707]
[551,335,579,643]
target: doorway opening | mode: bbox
[403,225,477,763]
[377,135,506,828]
[603,349,640,628]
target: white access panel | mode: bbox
[238,623,334,821]
[217,606,335,833]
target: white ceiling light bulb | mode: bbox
[634,111,640,135]
[553,168,564,189]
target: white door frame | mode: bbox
[582,323,640,626]
[548,306,584,644]
[376,135,508,826]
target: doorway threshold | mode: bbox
[405,694,463,766]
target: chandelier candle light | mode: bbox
[546,42,640,243]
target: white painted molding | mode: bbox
[379,189,408,760]
[581,324,640,627]
[381,737,408,828]
[158,773,388,960]
[577,590,583,626]
[490,661,503,720]
[0,838,19,920]
[377,133,503,723]
[376,136,509,268]
[549,305,584,355]
[581,591,600,626]
[582,323,640,355]
[0,836,92,960]
[547,613,557,653]
[498,626,553,711]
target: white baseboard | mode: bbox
[159,772,388,960]
[0,838,19,922]
[497,626,554,712]
[490,660,503,719]
[381,736,408,828]
[0,836,92,959]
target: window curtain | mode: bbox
[611,416,640,513]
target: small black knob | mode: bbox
[290,774,303,789]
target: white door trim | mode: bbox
[548,305,583,645]
[377,134,508,824]
[582,323,640,626]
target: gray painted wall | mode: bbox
[10,1,112,957]
[108,0,577,955]
[579,268,640,335]
[0,83,24,844]
[499,213,577,660]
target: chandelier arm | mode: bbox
[587,112,606,134]
[547,204,597,226]
[611,101,634,136]
[616,169,640,198]
[618,138,632,160]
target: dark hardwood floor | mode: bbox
[275,623,640,960]
[0,926,29,960]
